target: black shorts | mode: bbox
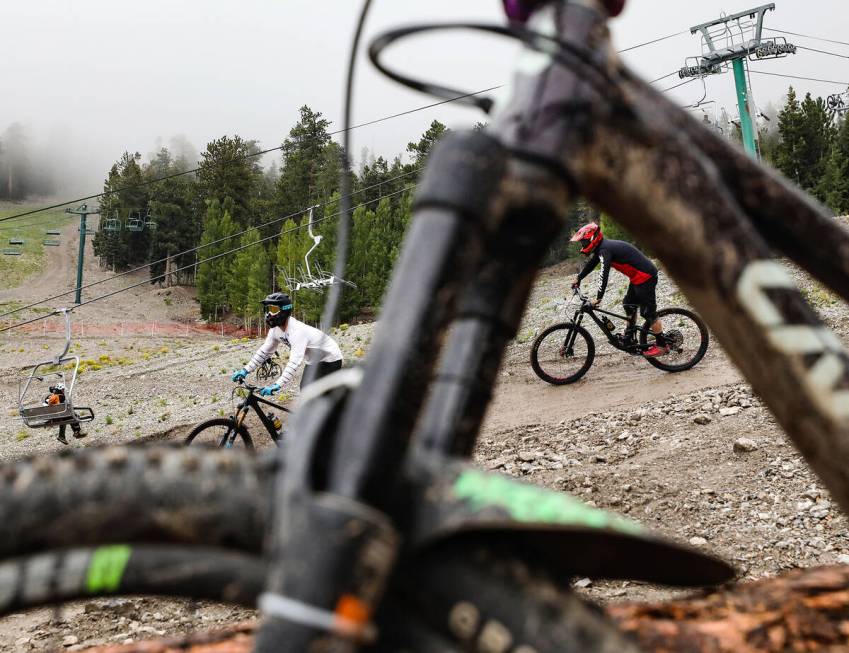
[300,359,343,389]
[623,276,658,322]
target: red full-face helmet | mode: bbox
[570,222,603,255]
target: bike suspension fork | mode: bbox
[415,161,569,457]
[255,131,509,652]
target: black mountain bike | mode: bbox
[255,352,282,383]
[4,2,849,652]
[185,380,290,449]
[531,289,709,384]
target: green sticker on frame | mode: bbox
[454,469,643,535]
[86,545,132,593]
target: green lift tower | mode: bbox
[678,4,796,159]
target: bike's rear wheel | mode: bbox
[185,417,254,450]
[256,365,271,382]
[641,307,709,372]
[530,322,595,385]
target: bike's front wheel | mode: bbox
[185,418,254,450]
[641,307,709,372]
[530,322,595,385]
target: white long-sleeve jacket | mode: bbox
[244,317,342,387]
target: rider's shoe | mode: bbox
[56,432,68,445]
[71,427,87,439]
[643,344,670,357]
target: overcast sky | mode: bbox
[3,0,848,194]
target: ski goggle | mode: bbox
[265,304,293,315]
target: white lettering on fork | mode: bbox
[738,260,849,421]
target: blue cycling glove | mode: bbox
[231,369,248,383]
[260,383,281,397]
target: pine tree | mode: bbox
[196,135,262,226]
[406,120,448,167]
[228,228,261,323]
[91,152,151,270]
[276,106,334,219]
[798,93,835,199]
[776,87,805,185]
[820,117,849,214]
[196,199,239,319]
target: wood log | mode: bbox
[77,566,849,652]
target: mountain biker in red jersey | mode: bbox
[503,0,625,22]
[570,223,669,357]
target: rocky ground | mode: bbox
[2,219,849,650]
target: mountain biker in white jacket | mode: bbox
[231,292,343,396]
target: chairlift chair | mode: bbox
[126,210,144,232]
[18,308,94,430]
[142,208,157,231]
[103,211,122,232]
[2,248,21,256]
[8,237,23,246]
[282,206,357,292]
[42,239,61,247]
[45,230,61,236]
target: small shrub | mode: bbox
[516,328,536,345]
[158,412,170,422]
[164,298,173,307]
[211,394,219,403]
[105,415,114,425]
[217,408,225,416]
[213,345,220,352]
[15,430,29,442]
[157,398,168,407]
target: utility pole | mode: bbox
[678,4,796,159]
[65,204,99,304]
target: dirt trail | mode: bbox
[484,348,741,433]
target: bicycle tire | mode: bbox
[256,364,271,382]
[0,446,270,559]
[530,322,595,385]
[185,417,255,450]
[0,543,634,653]
[0,545,266,617]
[641,307,709,372]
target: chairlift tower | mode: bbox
[65,203,100,304]
[678,4,796,158]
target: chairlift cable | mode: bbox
[795,45,849,61]
[747,69,849,86]
[661,78,698,93]
[0,185,415,333]
[649,71,679,84]
[765,27,849,50]
[618,30,689,53]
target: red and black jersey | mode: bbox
[576,239,657,300]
